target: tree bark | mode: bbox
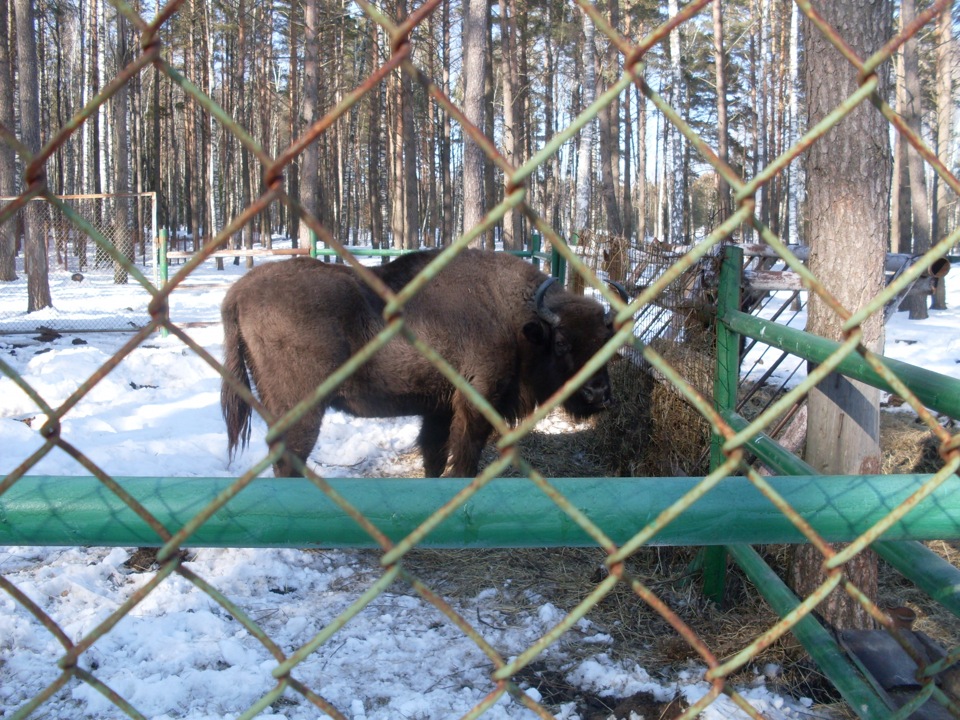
[793,1,891,630]
[932,3,953,310]
[574,10,596,236]
[15,0,51,310]
[712,0,731,226]
[499,0,523,251]
[598,0,621,237]
[299,0,319,252]
[439,0,452,244]
[0,0,17,281]
[367,18,384,251]
[900,0,931,319]
[666,0,684,245]
[462,0,488,248]
[113,11,132,283]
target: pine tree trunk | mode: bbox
[299,0,319,252]
[462,0,488,248]
[15,0,51,311]
[574,11,596,235]
[666,0,684,245]
[0,0,17,281]
[367,18,384,251]
[932,3,953,310]
[712,0,731,226]
[793,1,891,630]
[900,0,931,319]
[113,13,131,284]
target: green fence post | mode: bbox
[309,229,318,259]
[550,244,566,284]
[158,227,169,288]
[704,244,743,603]
[531,233,541,270]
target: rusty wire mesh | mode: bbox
[2,1,960,718]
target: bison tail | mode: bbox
[221,298,253,461]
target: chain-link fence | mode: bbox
[2,1,960,719]
[0,193,157,334]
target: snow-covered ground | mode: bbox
[1,251,957,720]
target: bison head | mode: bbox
[523,277,617,419]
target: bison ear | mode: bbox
[522,320,548,345]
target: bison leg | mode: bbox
[418,412,452,478]
[272,408,326,478]
[446,393,492,478]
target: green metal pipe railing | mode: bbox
[723,409,960,622]
[719,307,960,421]
[1,474,959,549]
[726,543,892,718]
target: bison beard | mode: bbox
[221,249,616,477]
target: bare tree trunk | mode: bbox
[439,0,452,244]
[932,3,954,310]
[113,11,132,284]
[712,0,731,226]
[299,0,319,253]
[482,14,496,247]
[499,0,523,251]
[793,1,891,630]
[598,0,621,237]
[666,0,684,245]
[900,0,931,319]
[622,77,634,242]
[636,83,646,244]
[787,2,801,245]
[367,18,384,251]
[0,0,17,281]
[14,0,50,310]
[399,0,419,251]
[462,0,488,248]
[574,10,596,235]
[287,0,300,248]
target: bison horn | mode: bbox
[605,281,631,324]
[608,281,630,303]
[534,277,561,327]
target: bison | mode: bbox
[221,249,618,477]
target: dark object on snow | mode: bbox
[71,272,84,282]
[221,249,617,477]
[33,326,61,343]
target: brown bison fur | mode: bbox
[221,249,616,477]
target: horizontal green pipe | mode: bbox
[726,544,890,718]
[721,409,817,476]
[724,409,960,620]
[720,309,960,420]
[873,541,960,620]
[1,474,959,548]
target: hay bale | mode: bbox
[592,357,655,476]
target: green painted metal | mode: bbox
[725,544,891,718]
[725,411,960,618]
[158,228,168,287]
[724,408,960,710]
[703,246,744,602]
[2,474,960,549]
[873,541,960,620]
[720,308,960,420]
